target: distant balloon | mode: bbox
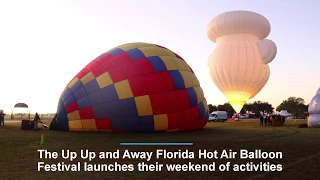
[206,10,277,113]
[50,42,208,132]
[308,88,320,128]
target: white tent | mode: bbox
[279,110,291,117]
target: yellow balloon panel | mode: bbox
[96,72,113,89]
[80,72,95,85]
[159,56,178,70]
[118,43,158,51]
[67,111,81,121]
[81,119,98,131]
[194,87,205,104]
[114,80,134,100]
[174,58,191,72]
[139,47,176,58]
[68,77,80,89]
[180,71,194,88]
[69,120,83,131]
[154,114,168,131]
[135,95,153,116]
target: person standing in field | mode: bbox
[266,114,271,126]
[260,114,264,126]
[281,116,286,126]
[0,111,6,126]
[33,112,41,130]
[263,114,267,126]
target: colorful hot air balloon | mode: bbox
[206,11,277,113]
[308,88,320,128]
[50,42,209,132]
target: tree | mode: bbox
[217,103,235,117]
[207,104,217,113]
[243,101,274,117]
[276,97,308,118]
[207,100,275,118]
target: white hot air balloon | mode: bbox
[307,87,320,128]
[207,10,277,113]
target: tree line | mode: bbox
[208,96,309,118]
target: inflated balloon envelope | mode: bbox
[206,10,277,113]
[308,87,320,128]
[50,42,209,132]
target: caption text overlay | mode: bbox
[37,149,283,172]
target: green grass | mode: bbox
[0,119,319,180]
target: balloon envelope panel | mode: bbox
[308,89,320,127]
[208,40,270,113]
[206,10,271,42]
[50,43,208,132]
[308,94,320,115]
[308,115,320,127]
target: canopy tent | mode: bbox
[14,103,28,108]
[279,110,291,117]
[12,102,30,119]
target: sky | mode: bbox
[0,0,319,114]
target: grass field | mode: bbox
[0,119,319,180]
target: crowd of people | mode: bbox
[260,114,286,126]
